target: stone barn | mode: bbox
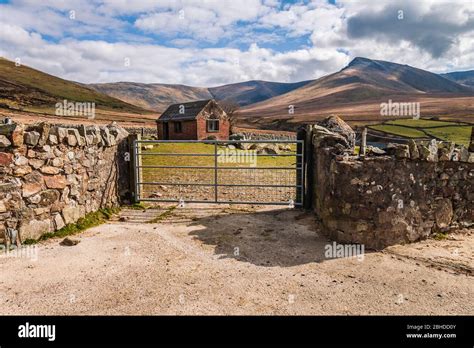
[156,99,230,140]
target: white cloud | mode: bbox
[0,21,345,85]
[135,7,223,42]
[259,1,345,39]
[0,1,126,39]
[0,0,472,87]
[134,0,272,42]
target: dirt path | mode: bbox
[0,205,472,315]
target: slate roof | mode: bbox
[157,99,213,121]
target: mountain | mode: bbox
[339,57,472,94]
[2,56,473,129]
[238,57,474,129]
[441,70,474,87]
[88,80,312,112]
[209,80,312,106]
[0,57,148,115]
[89,82,213,112]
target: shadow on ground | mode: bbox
[187,207,333,267]
[119,204,374,268]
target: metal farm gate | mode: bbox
[130,139,304,207]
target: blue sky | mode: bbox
[0,0,473,86]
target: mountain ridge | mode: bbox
[89,79,313,112]
[89,57,473,115]
[1,56,473,128]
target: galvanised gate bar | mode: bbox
[131,139,304,206]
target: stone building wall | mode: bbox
[312,116,474,250]
[196,116,231,140]
[157,120,199,140]
[0,121,129,245]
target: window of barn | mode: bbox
[207,120,219,132]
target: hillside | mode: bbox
[89,82,213,112]
[238,57,474,129]
[0,57,149,115]
[441,70,474,87]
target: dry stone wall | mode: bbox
[231,129,296,141]
[0,121,129,245]
[124,126,156,138]
[312,116,474,250]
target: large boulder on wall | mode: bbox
[318,115,356,150]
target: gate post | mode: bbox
[128,133,141,204]
[297,125,314,210]
[304,125,314,210]
[296,128,305,207]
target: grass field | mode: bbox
[369,124,427,138]
[140,142,296,167]
[424,126,473,146]
[368,119,473,146]
[384,119,470,127]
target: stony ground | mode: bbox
[0,204,472,315]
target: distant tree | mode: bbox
[219,99,240,133]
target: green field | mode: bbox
[384,119,469,127]
[140,142,296,168]
[369,119,472,146]
[424,126,473,146]
[370,124,427,138]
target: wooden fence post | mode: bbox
[469,126,474,152]
[359,128,367,159]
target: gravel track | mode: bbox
[0,204,472,315]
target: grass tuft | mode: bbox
[433,232,449,241]
[128,202,150,210]
[146,206,177,223]
[22,207,120,244]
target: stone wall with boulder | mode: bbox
[0,121,129,246]
[312,116,474,250]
